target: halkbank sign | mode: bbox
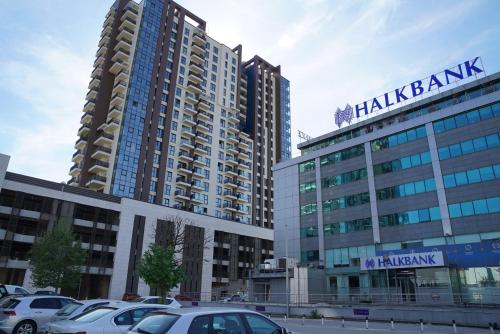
[360,251,445,271]
[335,57,486,128]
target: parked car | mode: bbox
[0,285,30,299]
[34,290,58,296]
[45,302,174,334]
[128,307,290,334]
[222,294,247,302]
[131,296,182,309]
[50,299,117,322]
[0,295,74,334]
[122,292,140,301]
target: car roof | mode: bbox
[77,299,114,305]
[13,295,73,301]
[154,307,259,316]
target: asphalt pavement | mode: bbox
[272,317,495,334]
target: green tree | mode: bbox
[30,222,86,293]
[138,244,184,302]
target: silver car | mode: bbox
[128,307,290,334]
[0,295,74,334]
[131,296,181,309]
[50,299,116,322]
[45,302,174,334]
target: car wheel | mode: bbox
[13,320,37,334]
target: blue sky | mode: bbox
[0,0,499,182]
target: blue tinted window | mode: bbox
[449,144,462,157]
[487,198,500,213]
[438,147,450,160]
[466,169,481,183]
[416,126,426,138]
[414,181,426,193]
[494,164,500,178]
[449,204,462,218]
[473,137,487,151]
[429,207,441,221]
[443,174,456,188]
[407,129,417,141]
[421,152,431,164]
[455,172,468,186]
[460,140,474,154]
[473,199,488,214]
[454,114,468,127]
[408,211,419,224]
[479,166,495,180]
[467,110,480,123]
[460,202,474,216]
[443,118,456,131]
[425,178,436,191]
[433,121,445,133]
[418,209,430,222]
[401,157,412,169]
[410,154,421,166]
[486,133,500,147]
[478,106,493,119]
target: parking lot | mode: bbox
[272,317,496,334]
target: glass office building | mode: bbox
[273,71,500,305]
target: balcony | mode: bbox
[93,132,114,146]
[72,150,84,163]
[185,92,198,105]
[75,137,88,150]
[190,52,204,65]
[88,77,101,90]
[105,119,120,132]
[108,106,123,119]
[227,123,239,133]
[98,35,110,48]
[224,167,238,177]
[223,190,237,200]
[177,163,192,175]
[180,139,194,150]
[184,103,196,115]
[81,111,94,124]
[191,42,204,56]
[238,140,250,149]
[83,100,96,113]
[94,54,105,67]
[186,82,202,95]
[191,180,204,191]
[196,111,211,122]
[119,17,136,32]
[197,100,210,112]
[194,144,207,155]
[88,160,109,174]
[113,80,127,94]
[91,146,112,160]
[223,203,238,212]
[182,116,196,127]
[240,94,247,102]
[116,69,130,82]
[86,175,106,190]
[189,61,203,74]
[77,124,90,137]
[117,26,135,41]
[194,132,209,144]
[110,93,125,107]
[178,151,193,162]
[109,60,127,75]
[68,177,79,186]
[176,176,191,188]
[190,193,204,204]
[115,38,132,52]
[96,45,107,58]
[91,65,103,78]
[224,178,238,188]
[191,168,204,179]
[188,71,203,84]
[101,25,112,38]
[226,144,238,155]
[174,189,190,201]
[237,170,250,181]
[238,159,252,169]
[228,113,239,123]
[112,48,130,63]
[69,163,81,176]
[192,31,206,46]
[237,194,248,203]
[192,156,205,167]
[122,4,138,22]
[196,121,210,133]
[103,12,114,28]
[227,134,238,144]
[226,156,238,166]
[86,88,98,101]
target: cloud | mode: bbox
[0,34,92,182]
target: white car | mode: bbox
[222,294,247,303]
[0,295,74,334]
[128,307,290,334]
[50,299,117,322]
[131,296,181,309]
[45,302,173,334]
[0,285,30,299]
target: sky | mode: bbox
[0,0,499,182]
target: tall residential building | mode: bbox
[69,0,290,229]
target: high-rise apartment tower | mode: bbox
[69,0,291,228]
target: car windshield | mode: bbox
[71,307,117,322]
[132,297,147,303]
[130,313,179,334]
[56,301,83,316]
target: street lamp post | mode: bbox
[285,224,290,317]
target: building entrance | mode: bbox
[395,270,416,302]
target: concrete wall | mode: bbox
[0,154,10,191]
